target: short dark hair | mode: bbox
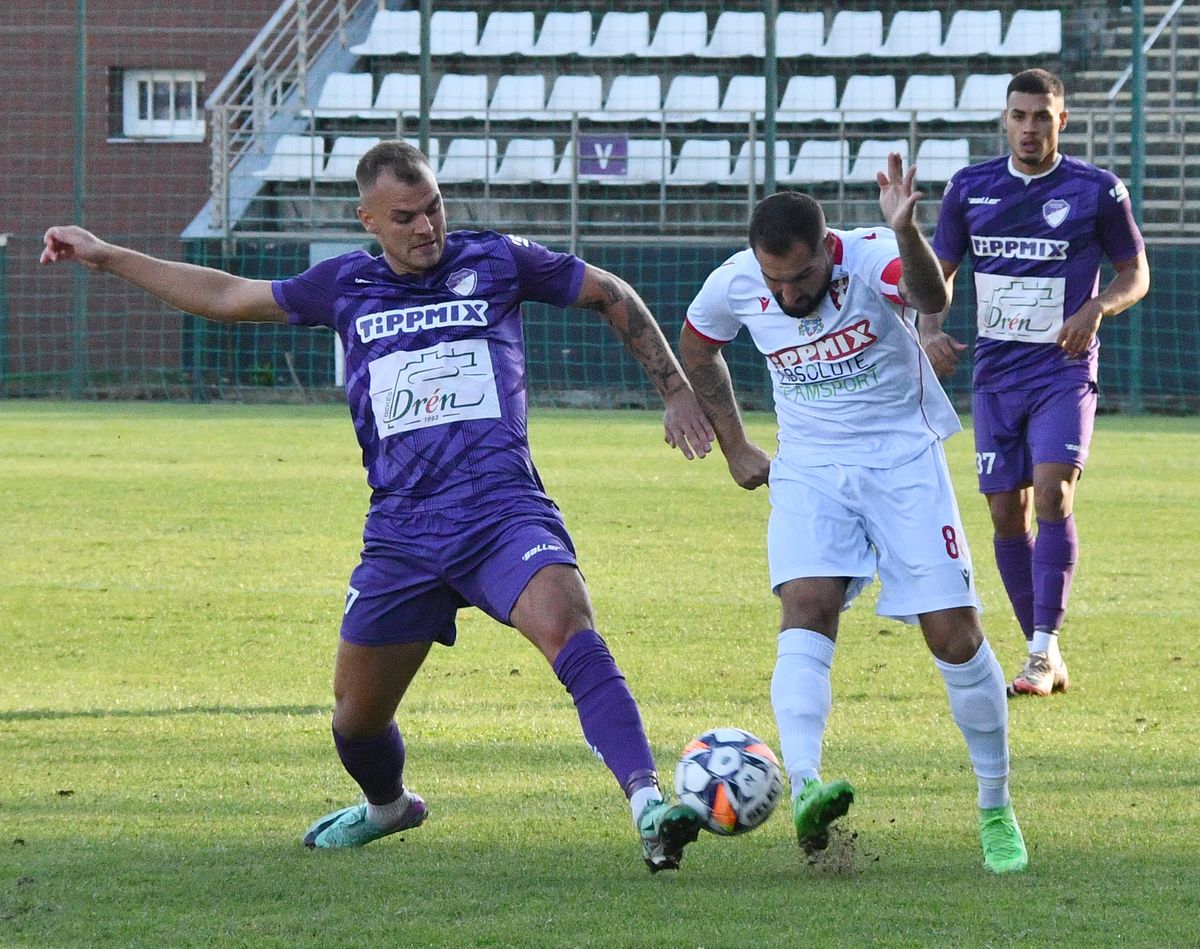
[748,191,827,258]
[356,140,433,192]
[1007,68,1065,102]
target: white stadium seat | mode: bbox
[525,12,593,57]
[897,74,959,122]
[598,138,672,185]
[349,10,420,56]
[314,136,381,181]
[588,75,662,122]
[915,138,971,182]
[777,75,838,123]
[364,73,421,120]
[873,10,944,58]
[725,139,792,185]
[934,11,1003,57]
[838,75,904,123]
[582,11,651,58]
[780,139,850,184]
[998,9,1063,55]
[817,11,884,58]
[429,11,479,56]
[711,75,767,124]
[306,72,373,119]
[542,75,603,121]
[667,139,733,185]
[253,134,323,181]
[429,74,489,121]
[663,74,720,123]
[641,11,708,58]
[697,12,765,58]
[847,139,909,183]
[489,74,547,122]
[470,11,537,57]
[952,73,1013,121]
[776,12,826,57]
[493,138,558,184]
[436,138,497,183]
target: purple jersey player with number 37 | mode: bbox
[40,140,716,872]
[926,69,1150,698]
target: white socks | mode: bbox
[770,627,835,797]
[1031,628,1062,663]
[629,786,663,827]
[935,639,1011,810]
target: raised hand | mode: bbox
[876,152,923,233]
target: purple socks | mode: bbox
[332,720,406,805]
[993,532,1036,640]
[1033,515,1078,633]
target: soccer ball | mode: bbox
[674,727,783,835]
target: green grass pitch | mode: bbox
[1,403,1197,946]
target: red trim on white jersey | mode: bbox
[880,257,904,305]
[683,318,732,346]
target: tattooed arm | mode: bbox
[574,264,713,459]
[677,323,771,490]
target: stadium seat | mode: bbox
[663,74,720,123]
[306,72,374,119]
[838,75,904,123]
[725,139,792,186]
[952,73,1013,121]
[697,11,765,58]
[641,11,708,58]
[489,74,547,121]
[816,11,884,58]
[493,138,558,184]
[582,11,650,58]
[314,136,381,181]
[710,75,767,124]
[429,74,490,121]
[897,74,959,123]
[469,11,537,57]
[597,138,672,185]
[998,9,1063,55]
[934,11,1003,57]
[525,12,593,57]
[364,73,421,120]
[253,134,324,181]
[873,10,944,58]
[667,139,733,185]
[847,139,909,182]
[780,139,850,184]
[542,75,603,121]
[545,140,578,184]
[429,11,479,56]
[349,10,420,57]
[777,75,838,123]
[915,138,971,182]
[776,12,826,57]
[588,75,662,122]
[436,138,498,183]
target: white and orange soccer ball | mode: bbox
[674,727,783,835]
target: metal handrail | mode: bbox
[1108,0,1188,101]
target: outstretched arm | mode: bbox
[574,263,713,459]
[876,152,950,316]
[678,323,770,490]
[41,225,286,325]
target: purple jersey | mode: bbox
[272,230,585,514]
[932,154,1144,392]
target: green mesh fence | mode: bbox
[2,1,1196,410]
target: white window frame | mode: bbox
[121,70,207,140]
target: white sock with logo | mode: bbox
[771,627,835,799]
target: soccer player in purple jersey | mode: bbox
[925,69,1150,697]
[40,140,716,872]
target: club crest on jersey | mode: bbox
[447,268,478,296]
[795,316,824,337]
[1042,199,1070,228]
[828,275,849,310]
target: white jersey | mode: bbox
[685,227,960,467]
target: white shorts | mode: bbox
[766,440,981,625]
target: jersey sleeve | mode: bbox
[684,260,743,344]
[851,228,905,306]
[1095,173,1145,264]
[271,256,342,328]
[505,234,586,307]
[931,171,969,265]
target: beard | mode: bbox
[776,268,833,319]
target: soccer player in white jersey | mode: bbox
[926,69,1149,696]
[678,154,1027,874]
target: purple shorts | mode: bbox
[972,381,1098,494]
[340,495,577,647]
